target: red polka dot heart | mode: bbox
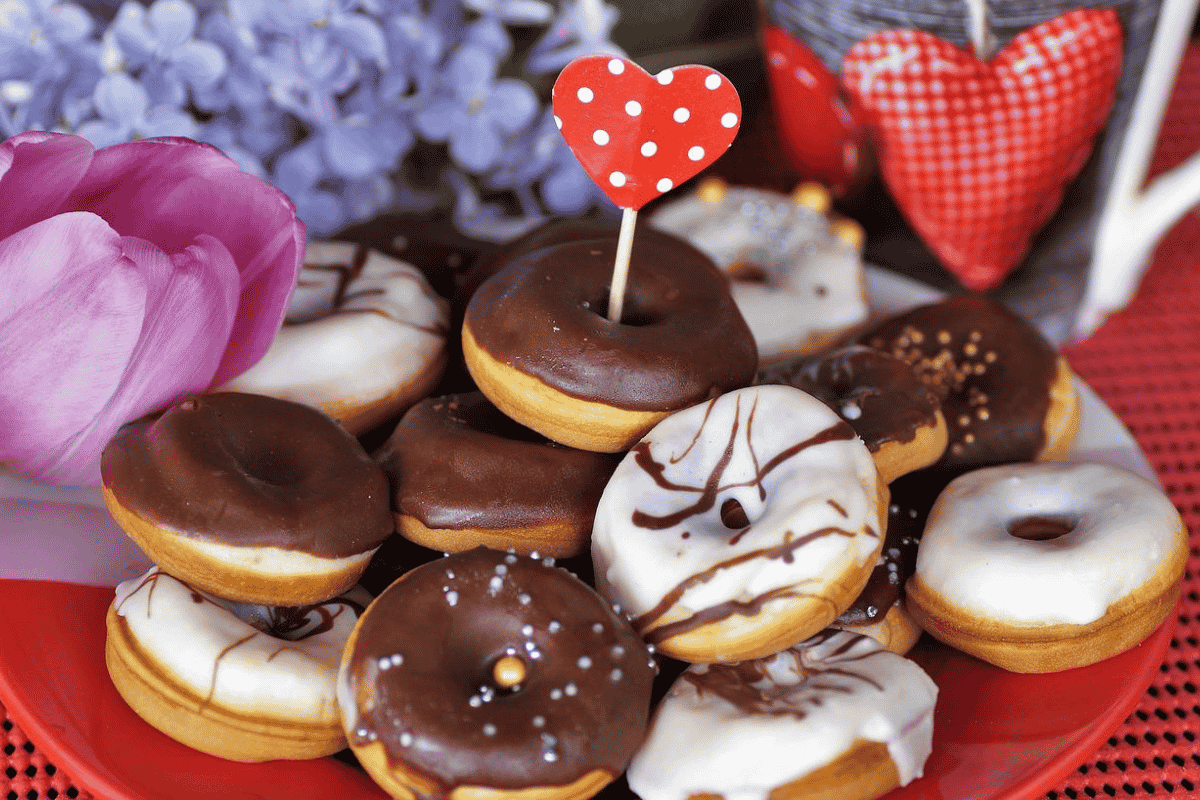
[552,55,741,210]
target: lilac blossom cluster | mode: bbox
[0,0,621,239]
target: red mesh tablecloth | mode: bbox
[6,39,1200,800]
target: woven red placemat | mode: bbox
[6,38,1200,800]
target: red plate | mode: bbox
[0,268,1172,800]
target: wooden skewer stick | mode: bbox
[608,206,638,323]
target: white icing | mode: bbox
[221,241,448,426]
[650,185,868,362]
[626,631,937,800]
[592,385,883,642]
[916,461,1184,625]
[114,567,367,723]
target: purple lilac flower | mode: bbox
[75,71,197,148]
[106,0,227,107]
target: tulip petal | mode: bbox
[0,212,145,483]
[0,132,94,242]
[60,137,304,383]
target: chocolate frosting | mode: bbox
[343,548,655,793]
[858,295,1058,472]
[759,345,942,452]
[463,219,758,411]
[101,392,393,557]
[376,392,620,532]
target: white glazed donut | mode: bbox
[105,566,369,761]
[626,630,937,800]
[220,241,449,433]
[591,384,887,663]
[650,178,869,364]
[908,461,1189,673]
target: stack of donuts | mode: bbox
[93,184,1188,800]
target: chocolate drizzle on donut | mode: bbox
[624,393,873,643]
[101,392,393,557]
[858,296,1058,472]
[679,631,889,718]
[463,219,757,411]
[343,548,655,795]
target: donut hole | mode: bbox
[720,498,750,529]
[584,293,662,327]
[1007,514,1079,541]
[224,440,306,488]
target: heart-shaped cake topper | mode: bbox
[552,55,741,211]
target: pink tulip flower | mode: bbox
[0,132,305,485]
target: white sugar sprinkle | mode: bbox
[445,570,455,579]
[469,696,482,708]
[518,593,532,605]
[532,715,546,728]
[721,112,738,128]
[549,620,562,633]
[705,74,722,90]
[565,683,577,696]
[592,623,604,634]
[673,107,690,123]
[609,171,626,187]
[593,129,610,146]
[495,564,508,576]
[657,178,673,192]
[611,645,625,658]
[687,145,705,161]
[489,576,504,593]
[505,554,518,564]
[842,402,863,420]
[640,141,657,157]
[483,723,497,737]
[656,69,674,85]
[446,591,458,606]
[577,656,592,669]
[611,668,623,681]
[522,624,534,636]
[544,751,558,763]
[400,732,414,747]
[577,86,594,103]
[625,100,642,116]
[608,58,624,75]
[550,688,563,700]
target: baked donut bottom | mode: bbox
[105,486,376,606]
[644,478,890,664]
[105,605,345,762]
[462,324,667,453]
[687,739,901,800]
[832,601,924,656]
[906,522,1188,673]
[318,348,448,435]
[351,739,614,800]
[395,514,588,559]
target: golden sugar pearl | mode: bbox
[958,415,972,427]
[830,218,865,250]
[963,433,976,444]
[696,176,729,205]
[963,342,978,357]
[791,181,831,214]
[937,330,952,345]
[985,351,998,363]
[969,330,983,343]
[492,655,527,689]
[977,408,990,421]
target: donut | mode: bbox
[626,630,937,800]
[375,392,620,558]
[337,547,656,800]
[759,344,949,483]
[907,461,1189,673]
[461,219,758,453]
[220,241,450,434]
[100,392,394,606]
[592,384,887,663]
[649,178,869,364]
[858,295,1081,474]
[105,566,369,761]
[829,469,942,655]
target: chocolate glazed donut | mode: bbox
[376,392,620,557]
[858,295,1081,475]
[462,219,758,452]
[101,392,394,605]
[338,547,656,800]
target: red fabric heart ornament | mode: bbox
[843,8,1123,291]
[552,55,741,210]
[762,25,863,196]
